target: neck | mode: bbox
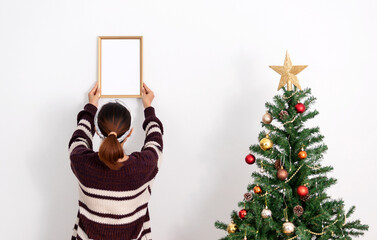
[117,153,129,163]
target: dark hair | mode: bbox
[97,102,131,170]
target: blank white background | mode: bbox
[101,39,141,96]
[0,0,376,239]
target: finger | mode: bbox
[96,86,101,96]
[92,82,98,92]
[142,83,149,94]
[141,85,146,94]
[90,82,98,94]
[143,83,152,93]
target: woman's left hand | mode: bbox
[88,81,101,107]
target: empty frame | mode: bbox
[98,36,143,98]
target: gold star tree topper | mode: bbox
[269,51,308,91]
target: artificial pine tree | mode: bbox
[215,52,368,239]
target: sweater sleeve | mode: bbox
[139,106,164,170]
[68,103,98,163]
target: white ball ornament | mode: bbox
[282,221,295,235]
[261,207,272,219]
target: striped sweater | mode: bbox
[68,103,163,240]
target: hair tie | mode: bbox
[108,131,118,137]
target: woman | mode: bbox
[68,82,163,240]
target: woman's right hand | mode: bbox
[141,83,154,108]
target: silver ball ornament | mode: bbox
[261,207,272,219]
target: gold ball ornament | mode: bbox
[262,112,273,124]
[261,207,272,219]
[227,221,238,234]
[282,222,295,235]
[259,135,273,151]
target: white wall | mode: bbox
[1,0,376,239]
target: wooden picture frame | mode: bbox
[98,36,143,98]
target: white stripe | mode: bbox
[79,205,147,225]
[69,141,87,155]
[79,119,91,129]
[144,144,162,155]
[143,220,151,229]
[134,220,151,239]
[144,141,161,149]
[76,125,92,140]
[146,126,162,135]
[72,216,79,237]
[78,178,154,198]
[79,184,151,215]
[76,137,89,147]
[143,144,163,169]
[143,232,152,240]
[145,121,159,132]
[157,153,163,169]
[77,225,91,240]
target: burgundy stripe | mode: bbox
[75,128,93,145]
[143,116,163,134]
[69,131,93,149]
[80,185,148,201]
[145,130,163,138]
[78,122,91,132]
[79,201,149,219]
[144,133,163,143]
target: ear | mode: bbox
[127,128,134,138]
[120,128,134,146]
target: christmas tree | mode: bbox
[215,52,368,240]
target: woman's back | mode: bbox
[69,84,163,240]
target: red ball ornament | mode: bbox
[297,185,309,197]
[245,154,256,164]
[295,103,306,113]
[239,209,247,219]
